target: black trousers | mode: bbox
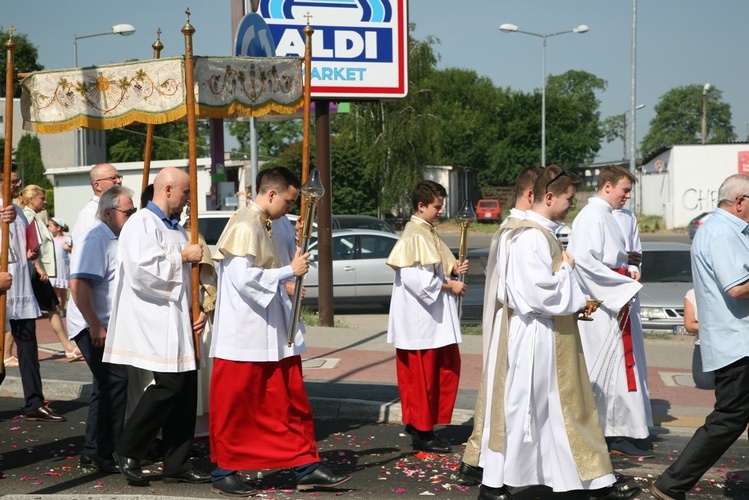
[10,319,44,413]
[74,328,128,460]
[116,370,197,476]
[655,356,749,497]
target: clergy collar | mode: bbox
[525,210,561,233]
[249,201,271,220]
[589,195,614,212]
[410,215,435,229]
[146,201,180,230]
[92,195,100,203]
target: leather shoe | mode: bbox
[478,485,512,500]
[412,435,451,453]
[458,461,483,485]
[92,456,119,474]
[211,474,258,497]
[164,468,212,484]
[649,482,683,500]
[608,438,653,459]
[587,484,642,500]
[113,451,147,485]
[296,465,351,490]
[25,405,66,422]
[78,454,94,469]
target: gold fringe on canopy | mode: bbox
[20,56,304,133]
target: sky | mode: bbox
[4,0,748,164]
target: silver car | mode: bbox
[638,241,693,333]
[302,229,399,308]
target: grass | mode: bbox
[461,324,483,336]
[301,308,348,328]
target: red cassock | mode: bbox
[210,355,320,470]
[395,344,461,431]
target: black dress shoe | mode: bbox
[78,454,94,469]
[478,484,512,500]
[296,465,351,490]
[211,474,258,497]
[458,461,483,484]
[412,435,451,453]
[587,484,642,500]
[25,405,66,422]
[113,451,147,485]
[92,456,119,474]
[164,468,212,484]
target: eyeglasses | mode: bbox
[114,208,137,217]
[95,174,123,183]
[10,179,22,185]
[545,168,571,193]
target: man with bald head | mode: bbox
[104,167,209,486]
[71,163,122,245]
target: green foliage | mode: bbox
[0,30,44,98]
[106,122,209,162]
[640,84,736,158]
[45,188,54,217]
[637,215,665,233]
[15,134,50,188]
[227,120,302,158]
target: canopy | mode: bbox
[20,56,303,133]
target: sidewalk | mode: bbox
[0,314,714,432]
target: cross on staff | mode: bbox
[7,25,16,37]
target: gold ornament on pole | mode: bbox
[455,199,476,319]
[287,169,325,346]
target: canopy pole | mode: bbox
[181,9,201,364]
[297,15,313,242]
[0,26,17,384]
[141,29,164,200]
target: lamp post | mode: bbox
[73,24,136,166]
[701,83,711,145]
[620,104,646,160]
[499,23,589,167]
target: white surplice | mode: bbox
[104,209,196,373]
[1,201,41,322]
[387,262,461,350]
[568,197,650,438]
[480,211,615,492]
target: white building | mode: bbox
[639,143,749,228]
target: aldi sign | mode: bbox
[259,0,408,99]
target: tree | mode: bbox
[106,122,209,162]
[640,84,736,158]
[15,134,50,188]
[0,30,44,98]
[227,119,302,159]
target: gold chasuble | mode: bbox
[386,216,456,273]
[212,204,281,270]
[489,219,612,482]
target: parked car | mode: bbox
[192,210,234,253]
[638,241,693,333]
[475,199,502,223]
[303,229,399,308]
[287,214,393,233]
[688,211,713,240]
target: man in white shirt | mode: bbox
[460,165,543,484]
[567,166,651,458]
[104,167,208,486]
[478,165,640,500]
[386,180,468,453]
[71,163,122,245]
[68,185,134,473]
[209,167,350,496]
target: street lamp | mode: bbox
[620,103,645,160]
[499,23,589,167]
[701,82,711,145]
[73,23,136,166]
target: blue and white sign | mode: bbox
[259,0,408,99]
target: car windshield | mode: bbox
[641,250,692,283]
